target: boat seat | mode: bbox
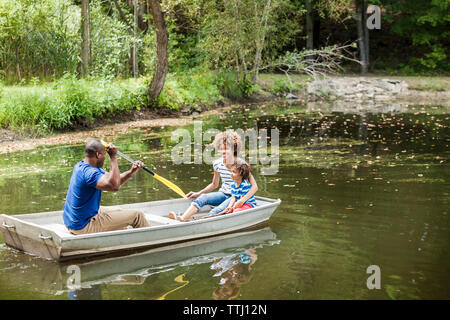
[43,223,73,237]
[145,214,180,225]
[42,215,179,238]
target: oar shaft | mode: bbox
[117,150,135,164]
[100,139,185,198]
[116,150,155,176]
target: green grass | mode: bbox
[0,70,271,135]
[0,72,232,134]
[258,73,312,94]
[0,75,147,134]
[387,76,449,92]
[156,70,224,109]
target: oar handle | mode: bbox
[101,140,155,175]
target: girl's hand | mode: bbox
[186,191,201,199]
[233,199,245,209]
[225,207,234,214]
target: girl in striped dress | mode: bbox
[214,161,257,216]
[168,130,258,221]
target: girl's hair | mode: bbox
[212,130,242,157]
[231,161,252,180]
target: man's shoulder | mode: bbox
[72,161,105,187]
[76,161,105,174]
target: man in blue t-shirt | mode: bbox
[63,139,150,234]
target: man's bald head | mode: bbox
[85,139,105,158]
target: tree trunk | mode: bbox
[306,0,314,51]
[313,13,320,49]
[15,44,21,82]
[110,0,134,77]
[362,1,370,71]
[148,0,168,101]
[133,0,139,78]
[251,0,271,85]
[305,0,315,63]
[356,1,368,73]
[80,0,90,76]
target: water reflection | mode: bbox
[211,249,258,300]
[68,284,102,300]
[0,227,278,299]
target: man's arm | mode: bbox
[96,144,121,192]
[119,161,144,186]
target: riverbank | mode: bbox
[0,74,448,153]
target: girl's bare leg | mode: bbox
[180,204,199,221]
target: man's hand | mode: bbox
[106,143,118,158]
[186,191,201,199]
[130,160,144,174]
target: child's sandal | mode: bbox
[168,211,184,221]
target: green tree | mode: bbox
[382,0,450,72]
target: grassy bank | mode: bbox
[0,75,147,134]
[0,72,448,137]
[0,70,313,136]
[0,71,244,135]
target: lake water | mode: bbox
[0,101,448,300]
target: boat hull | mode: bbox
[0,196,281,261]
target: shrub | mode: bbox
[0,76,148,133]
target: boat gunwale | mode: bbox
[1,196,281,242]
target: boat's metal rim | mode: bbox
[57,197,281,241]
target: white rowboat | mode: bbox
[0,196,281,261]
[1,227,277,295]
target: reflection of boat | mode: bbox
[0,227,277,294]
[0,196,281,261]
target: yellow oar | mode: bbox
[101,140,186,198]
[156,273,190,300]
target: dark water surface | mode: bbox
[0,101,448,299]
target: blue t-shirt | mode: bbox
[231,180,257,208]
[63,161,105,230]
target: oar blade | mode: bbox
[153,174,187,198]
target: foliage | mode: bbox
[156,70,224,109]
[0,75,146,133]
[212,71,259,99]
[89,0,136,78]
[198,0,276,74]
[0,0,80,82]
[1,0,448,85]
[0,0,141,83]
[381,0,450,73]
[0,71,232,133]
